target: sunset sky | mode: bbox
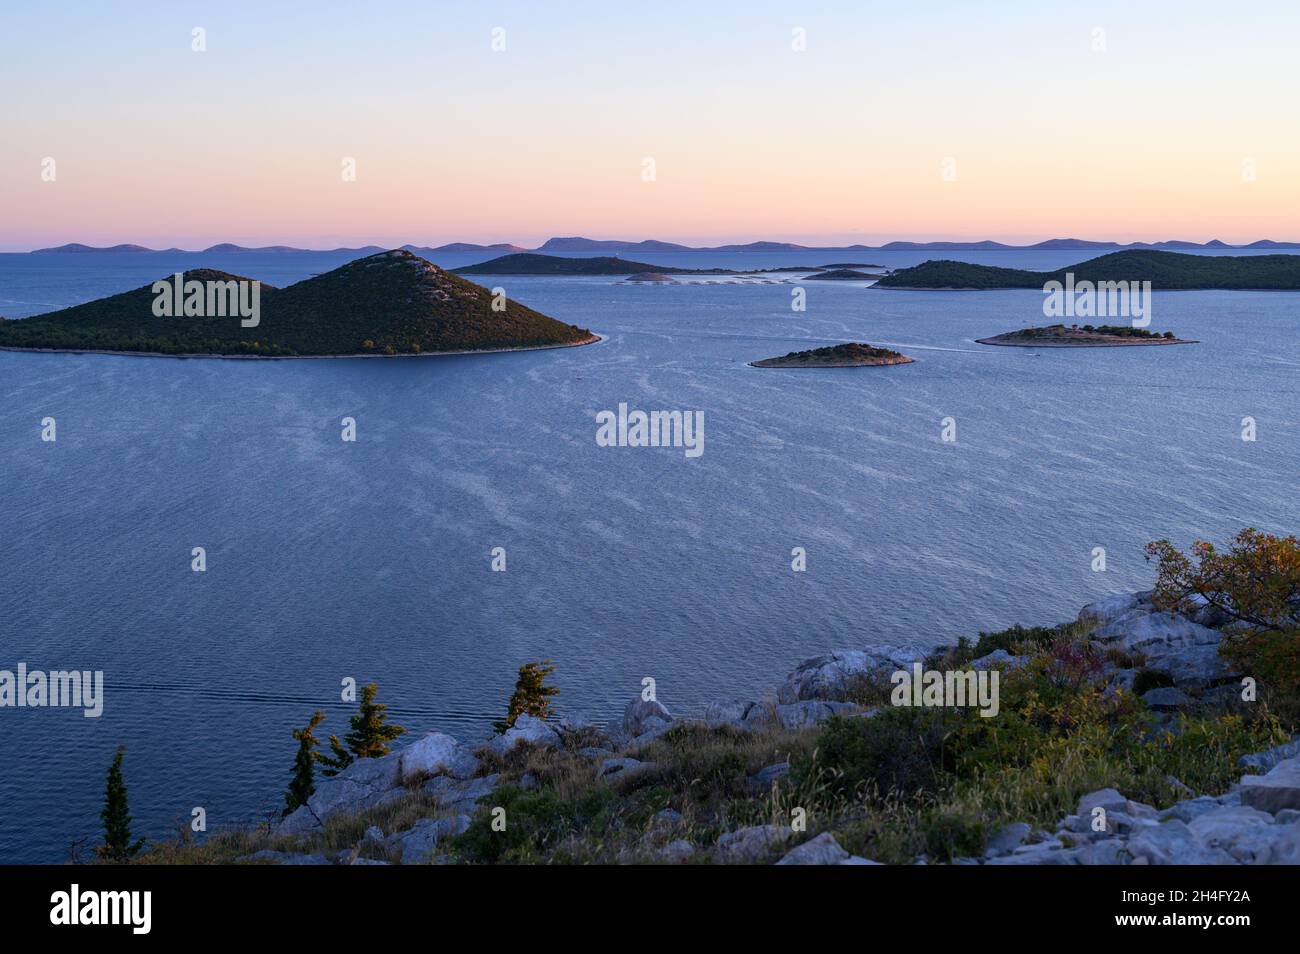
[3,1,1299,250]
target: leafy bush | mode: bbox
[449,785,620,863]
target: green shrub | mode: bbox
[448,785,620,864]
[789,708,960,805]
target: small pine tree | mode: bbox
[284,711,325,815]
[316,683,406,777]
[494,661,559,734]
[96,746,144,861]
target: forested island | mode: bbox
[874,249,1300,290]
[0,250,596,357]
[752,342,914,368]
[977,325,1196,348]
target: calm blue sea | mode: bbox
[1,247,1296,861]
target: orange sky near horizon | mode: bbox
[4,1,1299,250]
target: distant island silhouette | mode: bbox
[874,249,1300,290]
[22,237,1300,255]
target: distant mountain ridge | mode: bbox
[27,236,1300,254]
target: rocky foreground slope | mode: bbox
[186,589,1299,866]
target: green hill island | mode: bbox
[0,250,597,357]
[873,249,1300,290]
[751,342,914,368]
[976,324,1196,347]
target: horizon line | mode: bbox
[8,235,1300,255]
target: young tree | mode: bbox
[316,683,406,777]
[494,661,560,734]
[284,710,326,815]
[1148,529,1300,725]
[1146,528,1300,631]
[96,746,144,861]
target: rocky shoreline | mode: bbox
[0,334,604,361]
[193,589,1297,866]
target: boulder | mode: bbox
[777,646,924,704]
[421,772,499,811]
[1240,756,1300,814]
[1187,806,1280,864]
[623,697,673,737]
[1078,591,1154,628]
[840,855,884,865]
[1239,738,1300,773]
[749,762,790,791]
[1094,612,1229,687]
[1145,644,1232,688]
[986,844,1080,865]
[969,649,1030,670]
[1158,796,1222,824]
[626,718,675,749]
[714,824,793,863]
[393,814,470,864]
[487,714,562,756]
[777,832,851,865]
[276,752,404,836]
[1108,669,1139,692]
[658,839,694,863]
[984,822,1032,857]
[654,808,683,827]
[1095,611,1220,653]
[239,850,331,865]
[1124,819,1235,865]
[1141,686,1194,711]
[399,731,478,783]
[703,698,757,725]
[775,700,859,729]
[1076,839,1128,865]
[1076,788,1129,819]
[598,757,657,786]
[1186,594,1233,628]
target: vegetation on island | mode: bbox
[977,324,1187,346]
[875,249,1300,289]
[752,342,913,368]
[0,250,594,356]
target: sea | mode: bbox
[1,246,1296,861]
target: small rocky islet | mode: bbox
[751,342,914,368]
[977,324,1196,348]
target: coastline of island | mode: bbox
[976,325,1196,348]
[0,333,604,361]
[751,342,914,368]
